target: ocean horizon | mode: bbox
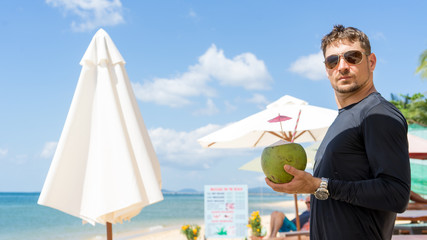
[0,191,298,240]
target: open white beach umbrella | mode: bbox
[38,29,163,239]
[198,95,338,148]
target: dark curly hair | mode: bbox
[321,25,371,56]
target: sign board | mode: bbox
[204,185,248,238]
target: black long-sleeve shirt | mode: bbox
[311,92,411,240]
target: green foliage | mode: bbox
[390,93,427,126]
[416,49,427,79]
[247,211,265,237]
[181,224,201,240]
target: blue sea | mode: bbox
[0,192,296,240]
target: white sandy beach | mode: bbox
[120,215,305,240]
[85,199,414,240]
[113,200,309,240]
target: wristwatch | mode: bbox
[314,177,329,200]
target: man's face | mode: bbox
[324,40,375,94]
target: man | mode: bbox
[268,196,311,238]
[266,25,411,239]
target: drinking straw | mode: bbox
[291,110,301,143]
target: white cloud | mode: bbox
[193,99,219,116]
[0,148,7,158]
[247,93,269,109]
[0,149,27,165]
[133,44,272,108]
[199,45,272,89]
[289,51,326,81]
[149,125,218,169]
[132,71,215,108]
[148,124,252,169]
[46,0,124,32]
[41,142,58,158]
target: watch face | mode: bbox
[315,189,329,200]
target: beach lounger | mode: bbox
[393,223,427,235]
[392,235,427,240]
[276,230,310,239]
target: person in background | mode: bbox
[265,25,411,240]
[268,196,311,238]
[407,191,427,210]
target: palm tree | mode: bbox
[390,93,427,126]
[416,49,427,80]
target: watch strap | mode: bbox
[320,177,328,189]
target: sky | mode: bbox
[0,0,426,192]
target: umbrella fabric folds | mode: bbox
[38,29,163,229]
[198,95,338,148]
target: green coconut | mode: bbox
[261,142,307,183]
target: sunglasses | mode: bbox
[324,50,369,69]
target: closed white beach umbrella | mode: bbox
[198,95,338,148]
[38,29,163,239]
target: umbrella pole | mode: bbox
[290,110,301,240]
[107,222,113,240]
[293,194,301,240]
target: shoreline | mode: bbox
[0,193,305,240]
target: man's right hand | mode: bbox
[265,165,321,194]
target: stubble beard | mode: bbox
[334,74,371,94]
[334,80,361,93]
